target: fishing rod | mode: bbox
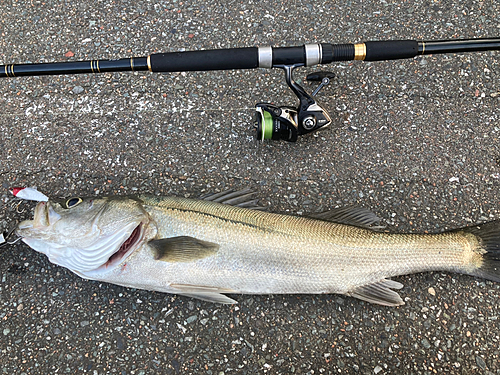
[2,38,499,141]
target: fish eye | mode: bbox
[65,197,83,209]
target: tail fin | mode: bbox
[463,221,500,282]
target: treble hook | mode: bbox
[13,201,26,214]
[0,225,21,248]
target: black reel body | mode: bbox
[254,65,334,142]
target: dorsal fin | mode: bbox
[200,188,265,210]
[308,206,384,229]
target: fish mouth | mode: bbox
[17,201,60,233]
[102,223,143,269]
[32,202,49,228]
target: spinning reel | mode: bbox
[254,64,335,142]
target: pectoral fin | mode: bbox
[170,283,238,304]
[348,279,404,306]
[149,236,219,262]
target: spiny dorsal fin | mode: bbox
[201,188,265,210]
[309,206,384,229]
[348,279,404,306]
[149,236,219,262]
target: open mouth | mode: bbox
[104,223,142,268]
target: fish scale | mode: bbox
[15,191,500,306]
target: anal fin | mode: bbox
[348,279,404,306]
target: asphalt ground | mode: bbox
[0,1,499,374]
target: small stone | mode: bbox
[374,365,383,374]
[116,335,124,350]
[421,338,431,349]
[80,320,90,327]
[3,328,10,335]
[73,86,84,94]
[171,359,180,373]
[428,287,436,296]
[476,356,486,370]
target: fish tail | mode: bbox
[463,221,500,282]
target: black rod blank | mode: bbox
[1,57,149,77]
[418,38,500,55]
[1,38,498,78]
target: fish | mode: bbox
[15,189,500,306]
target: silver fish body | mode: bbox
[16,191,500,306]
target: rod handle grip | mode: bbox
[149,47,259,72]
[364,40,418,61]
